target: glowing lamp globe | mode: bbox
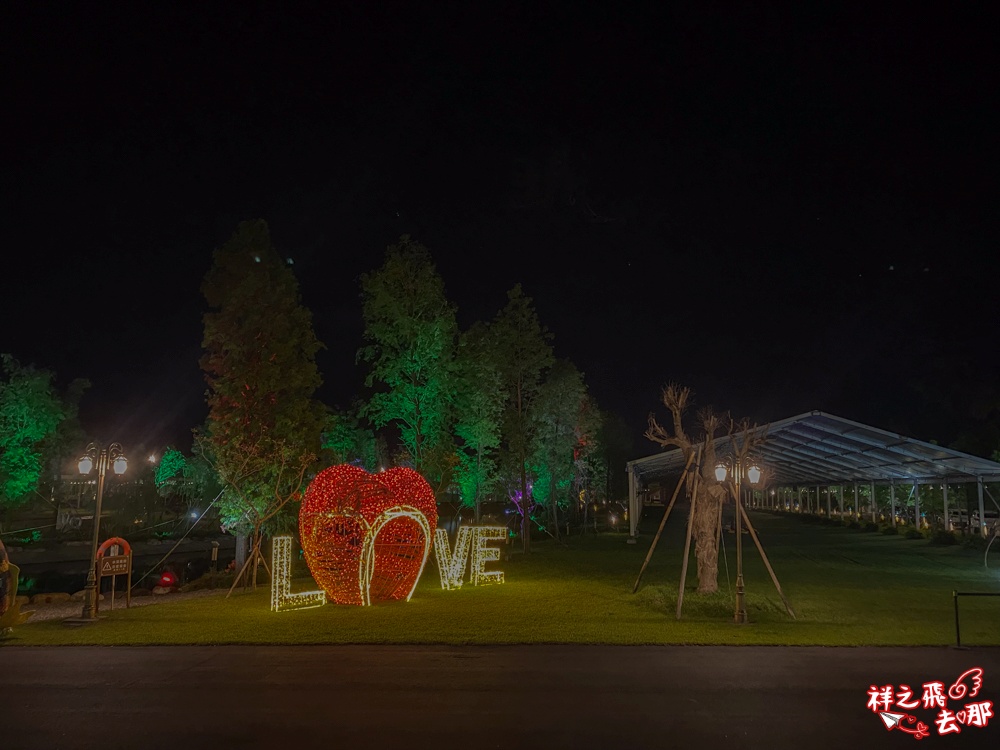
[78,456,93,475]
[113,455,128,475]
[747,465,762,485]
[714,464,728,482]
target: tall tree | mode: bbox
[493,285,554,553]
[359,235,457,492]
[531,360,591,539]
[0,355,84,509]
[584,409,635,526]
[571,395,604,528]
[453,322,506,521]
[154,443,223,516]
[321,401,381,471]
[200,220,325,589]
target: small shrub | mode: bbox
[864,521,879,532]
[847,520,861,530]
[904,529,923,540]
[930,530,958,545]
[881,525,898,535]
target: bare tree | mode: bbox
[645,384,765,594]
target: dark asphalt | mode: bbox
[4,645,999,749]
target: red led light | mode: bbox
[300,465,438,605]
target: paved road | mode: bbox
[4,645,998,749]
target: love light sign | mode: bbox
[434,527,506,589]
[270,465,507,613]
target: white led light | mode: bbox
[359,505,432,605]
[434,526,473,590]
[270,535,327,612]
[470,527,505,587]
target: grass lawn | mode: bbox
[4,511,998,646]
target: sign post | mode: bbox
[95,537,132,614]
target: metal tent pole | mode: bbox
[977,477,987,536]
[943,483,950,531]
[627,466,638,542]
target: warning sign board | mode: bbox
[99,555,130,576]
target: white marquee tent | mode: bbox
[625,411,1000,540]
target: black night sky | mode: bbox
[2,3,997,460]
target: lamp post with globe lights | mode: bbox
[74,442,127,621]
[714,458,762,624]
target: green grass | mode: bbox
[4,511,998,646]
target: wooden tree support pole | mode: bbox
[738,502,795,619]
[676,451,703,620]
[226,550,255,599]
[632,450,696,593]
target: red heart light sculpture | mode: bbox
[299,465,438,605]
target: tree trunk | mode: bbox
[475,445,482,523]
[550,466,560,540]
[520,460,530,554]
[251,529,261,591]
[693,484,725,593]
[518,379,530,554]
[235,533,248,572]
[520,439,530,554]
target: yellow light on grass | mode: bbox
[270,535,327,613]
[434,526,473,590]
[470,527,505,587]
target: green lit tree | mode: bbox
[493,285,554,553]
[321,401,381,471]
[359,235,457,493]
[201,220,326,590]
[154,443,223,518]
[453,322,506,521]
[0,355,81,510]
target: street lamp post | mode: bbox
[75,442,127,621]
[715,459,762,624]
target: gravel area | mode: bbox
[22,587,233,623]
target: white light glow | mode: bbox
[434,526,473,590]
[470,527,505,587]
[270,535,327,613]
[714,464,727,482]
[359,505,432,605]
